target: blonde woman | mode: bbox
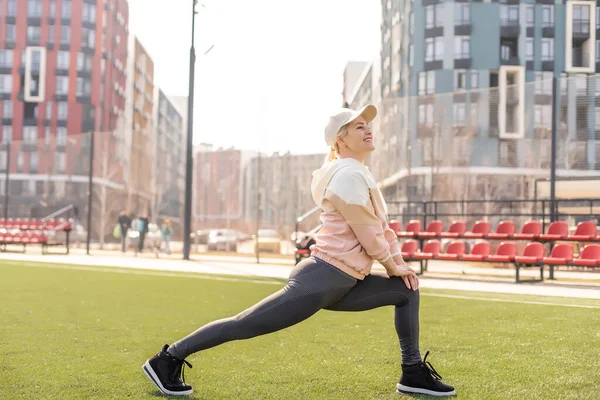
[142,105,455,397]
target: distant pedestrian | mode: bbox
[161,219,174,255]
[137,215,149,253]
[117,211,131,253]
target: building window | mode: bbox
[535,72,553,94]
[48,25,55,44]
[454,3,470,25]
[535,105,552,128]
[76,78,91,97]
[30,152,39,172]
[82,3,97,24]
[526,38,534,61]
[3,100,12,119]
[541,5,554,27]
[56,127,67,145]
[7,0,16,17]
[418,71,436,95]
[57,51,70,70]
[409,44,414,67]
[27,27,41,44]
[2,126,11,143]
[28,0,43,18]
[541,38,554,61]
[24,126,38,144]
[418,104,434,125]
[573,5,590,34]
[81,28,95,49]
[54,152,66,173]
[57,102,68,120]
[61,0,72,19]
[595,107,600,129]
[425,4,444,29]
[0,50,13,68]
[17,152,23,173]
[60,26,71,45]
[5,25,16,44]
[425,37,444,62]
[525,5,534,27]
[46,102,52,120]
[470,103,478,121]
[50,0,56,16]
[454,36,470,59]
[500,5,519,26]
[455,70,467,91]
[453,103,466,126]
[471,71,479,89]
[56,76,69,95]
[0,75,12,94]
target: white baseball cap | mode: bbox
[324,104,377,147]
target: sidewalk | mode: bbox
[2,250,600,300]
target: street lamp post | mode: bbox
[183,0,199,260]
[3,138,10,219]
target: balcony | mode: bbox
[454,24,471,36]
[454,57,471,69]
[501,56,520,66]
[500,21,520,38]
[572,20,591,41]
[542,26,555,38]
[541,60,555,71]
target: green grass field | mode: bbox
[1,260,599,400]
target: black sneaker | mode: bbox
[397,351,456,397]
[142,344,193,396]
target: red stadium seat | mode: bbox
[418,220,444,239]
[6,218,15,229]
[514,221,542,240]
[488,242,517,262]
[464,221,491,239]
[397,220,422,238]
[34,219,45,230]
[401,239,419,259]
[438,240,466,260]
[514,242,545,264]
[572,245,600,267]
[0,217,5,228]
[539,221,568,241]
[488,221,516,240]
[388,220,402,236]
[543,244,573,265]
[440,221,467,238]
[567,221,597,242]
[462,241,491,261]
[413,240,441,260]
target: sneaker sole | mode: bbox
[142,360,193,396]
[397,383,456,397]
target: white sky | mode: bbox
[129,0,380,154]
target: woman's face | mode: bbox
[337,116,375,158]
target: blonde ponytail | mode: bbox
[326,147,336,162]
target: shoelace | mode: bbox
[170,357,193,385]
[422,351,443,381]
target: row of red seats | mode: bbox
[0,231,48,244]
[0,218,72,231]
[389,220,599,242]
[400,239,600,267]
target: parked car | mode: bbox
[191,230,211,245]
[254,229,281,253]
[207,229,240,252]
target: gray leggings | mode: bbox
[168,257,421,365]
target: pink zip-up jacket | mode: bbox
[309,157,403,279]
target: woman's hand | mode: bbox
[386,263,419,291]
